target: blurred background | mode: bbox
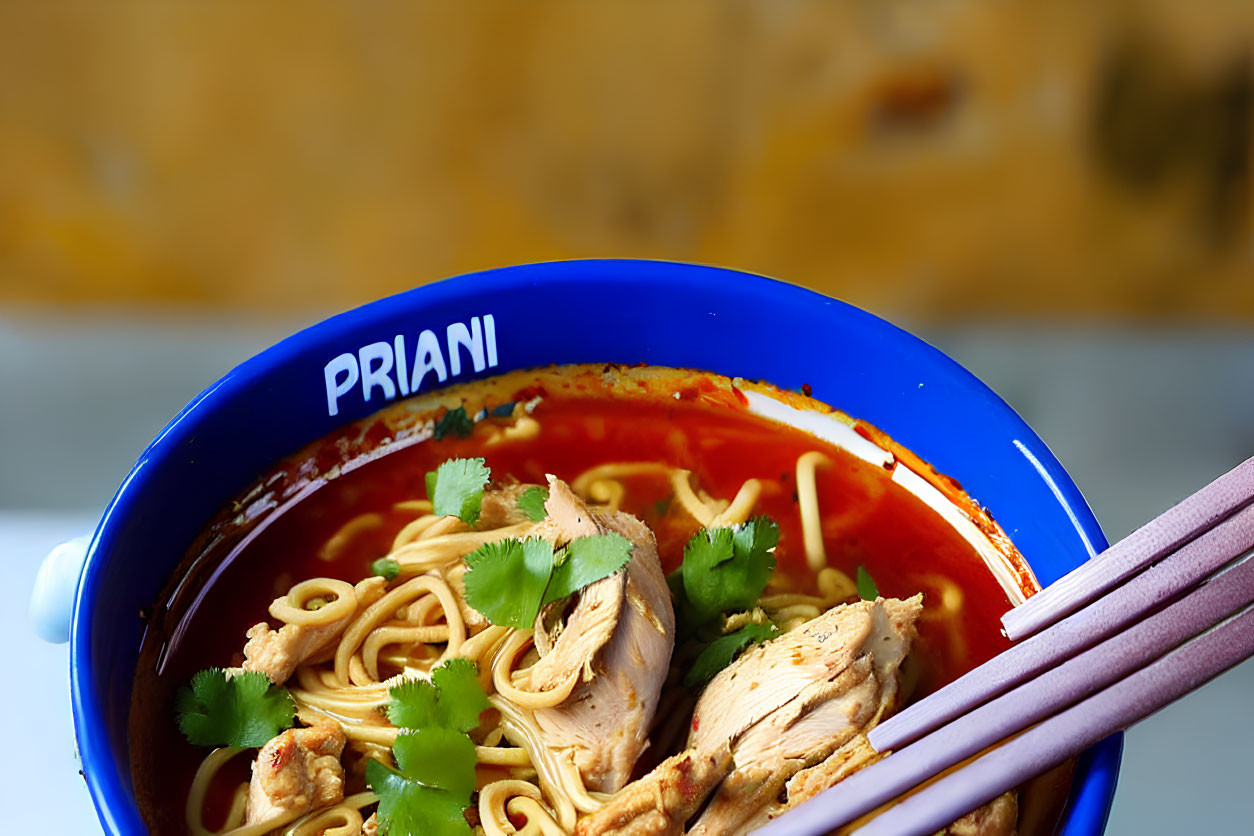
[1,2,1251,833]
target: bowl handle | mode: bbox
[30,535,91,644]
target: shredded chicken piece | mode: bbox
[529,477,676,794]
[243,577,386,683]
[244,721,347,826]
[574,745,732,836]
[688,597,921,835]
[782,734,882,806]
[477,482,536,529]
[583,597,921,836]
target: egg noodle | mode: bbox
[184,449,866,836]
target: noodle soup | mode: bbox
[131,365,1072,835]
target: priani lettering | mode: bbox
[324,314,498,417]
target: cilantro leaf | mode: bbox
[542,532,633,605]
[684,622,780,688]
[857,565,879,601]
[174,668,295,748]
[462,533,635,628]
[427,458,490,524]
[372,661,484,835]
[462,538,555,628]
[731,517,781,569]
[392,727,478,804]
[680,517,779,623]
[386,659,488,733]
[371,557,401,582]
[429,658,489,730]
[367,758,471,836]
[517,486,549,522]
[386,677,439,730]
[432,406,475,441]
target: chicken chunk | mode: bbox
[477,482,538,529]
[728,734,883,833]
[574,745,732,836]
[529,477,676,794]
[583,597,920,835]
[689,596,920,758]
[780,734,882,807]
[244,721,347,826]
[689,596,921,835]
[243,577,386,684]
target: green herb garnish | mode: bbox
[516,486,549,522]
[392,727,477,799]
[666,516,783,684]
[462,538,555,628]
[426,457,490,524]
[543,532,634,606]
[432,406,475,441]
[174,668,295,748]
[386,658,488,733]
[678,517,779,624]
[367,759,471,836]
[684,622,780,688]
[462,533,634,628]
[857,565,879,601]
[368,659,487,836]
[371,557,401,582]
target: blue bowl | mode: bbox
[72,259,1120,834]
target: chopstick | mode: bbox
[870,500,1254,751]
[853,601,1254,836]
[1002,456,1254,642]
[759,553,1254,835]
[753,457,1254,836]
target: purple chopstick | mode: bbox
[1002,456,1254,642]
[849,603,1254,836]
[869,500,1254,752]
[755,554,1254,836]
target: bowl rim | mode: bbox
[71,258,1121,835]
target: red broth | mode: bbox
[132,392,1057,834]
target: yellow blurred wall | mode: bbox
[0,2,1250,320]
